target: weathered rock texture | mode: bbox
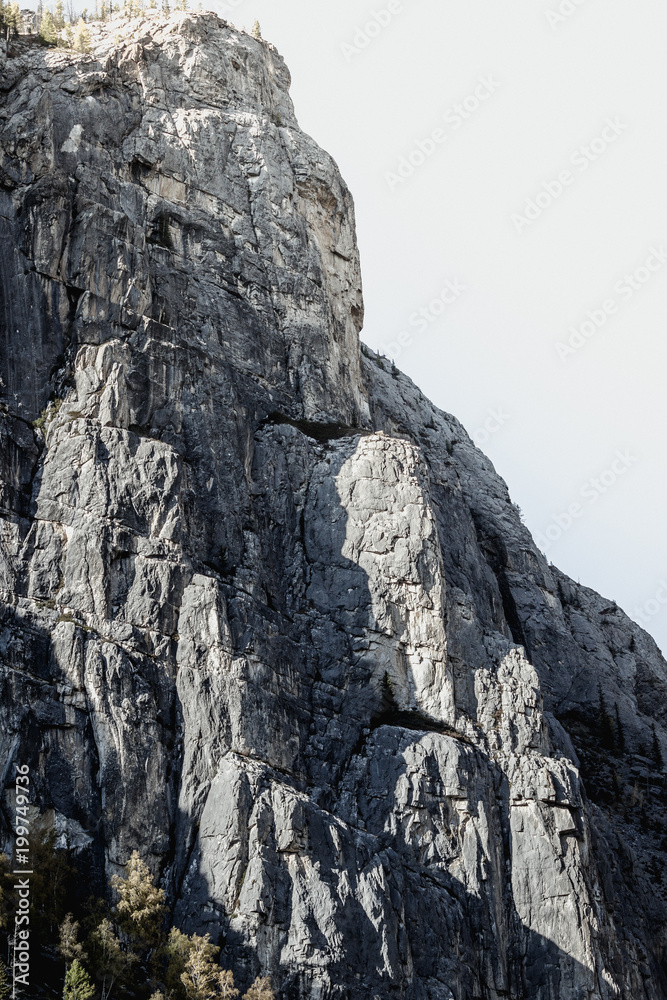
[1,13,666,999]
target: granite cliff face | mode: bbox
[1,13,667,999]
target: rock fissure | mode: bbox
[1,13,666,1000]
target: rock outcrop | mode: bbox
[1,13,666,999]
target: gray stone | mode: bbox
[1,12,666,999]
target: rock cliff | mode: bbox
[1,12,666,999]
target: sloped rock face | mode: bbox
[1,14,667,999]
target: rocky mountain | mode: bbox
[1,12,666,999]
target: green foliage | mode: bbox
[250,19,261,39]
[59,912,87,968]
[89,917,137,999]
[54,0,64,27]
[38,12,57,48]
[73,17,91,51]
[219,970,239,1000]
[1,1,20,37]
[180,933,221,1000]
[243,977,274,1000]
[29,829,77,943]
[63,959,95,1000]
[164,927,194,999]
[110,850,167,952]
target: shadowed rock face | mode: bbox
[1,13,666,999]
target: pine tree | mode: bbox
[89,917,136,1000]
[63,959,95,1000]
[164,926,194,997]
[40,8,57,41]
[54,0,64,27]
[219,970,240,1000]
[29,830,76,944]
[59,913,86,971]
[4,1,19,35]
[180,934,223,1000]
[243,977,274,1000]
[110,851,167,953]
[0,961,10,1000]
[73,17,90,49]
[250,19,261,39]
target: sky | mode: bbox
[26,0,667,653]
[232,0,667,652]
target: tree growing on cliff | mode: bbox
[1,1,20,36]
[30,830,77,943]
[110,851,167,954]
[39,8,57,41]
[73,17,90,50]
[89,917,137,1000]
[251,19,261,39]
[180,933,234,1000]
[59,913,87,972]
[63,959,95,1000]
[243,977,274,1000]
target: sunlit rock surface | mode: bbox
[1,13,666,998]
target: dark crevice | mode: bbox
[369,708,469,742]
[471,514,530,654]
[260,410,370,443]
[494,564,529,651]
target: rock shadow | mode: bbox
[170,430,613,999]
